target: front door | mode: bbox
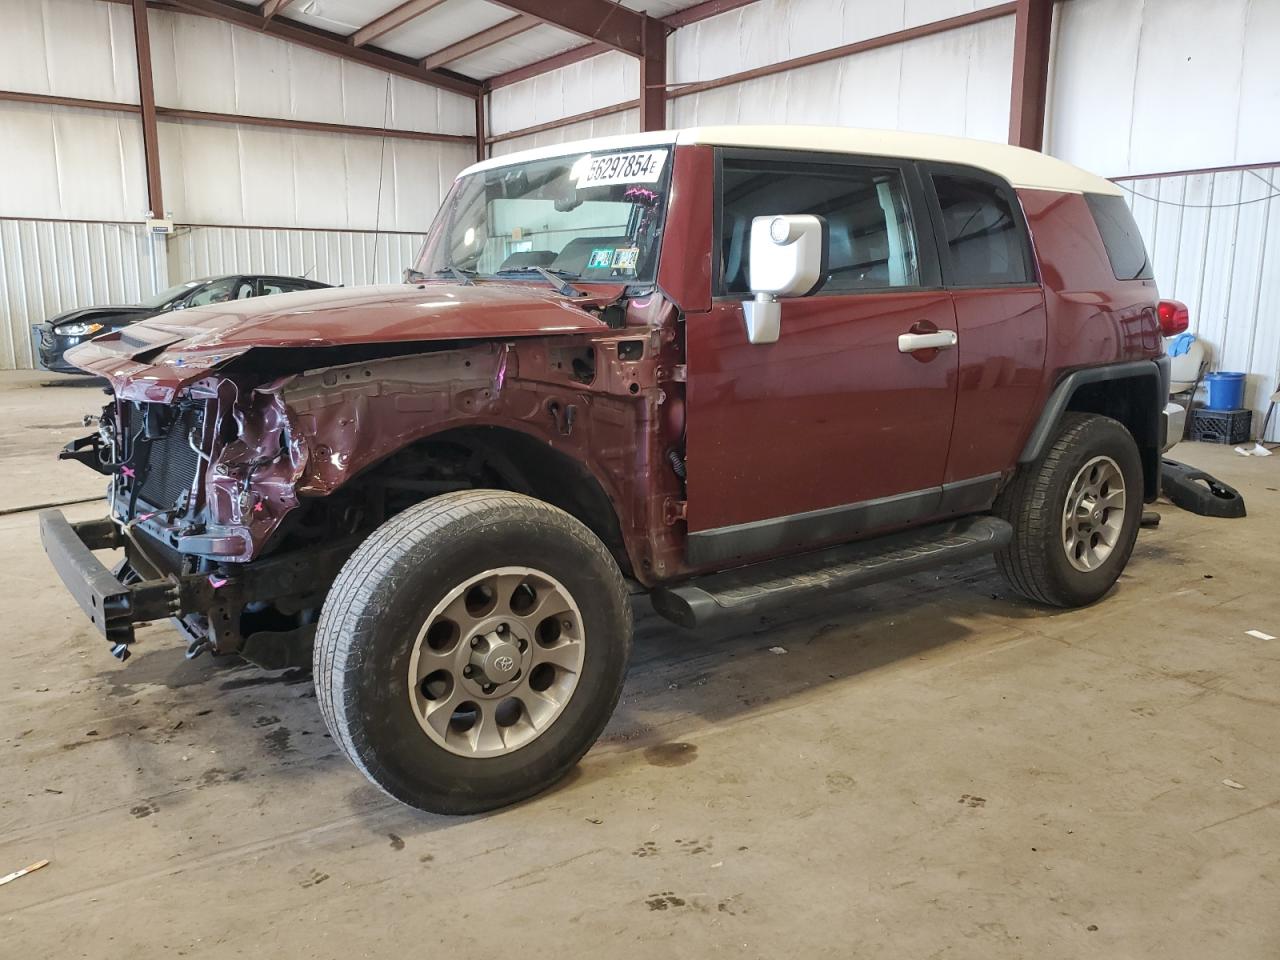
[683,151,958,567]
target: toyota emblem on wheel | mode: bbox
[493,655,515,672]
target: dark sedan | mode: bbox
[32,274,331,373]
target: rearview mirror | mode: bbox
[743,215,828,344]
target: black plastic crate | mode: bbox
[1188,407,1252,444]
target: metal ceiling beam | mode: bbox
[486,0,766,90]
[130,0,165,218]
[259,0,297,20]
[157,0,482,96]
[484,0,646,55]
[350,0,448,48]
[1009,0,1054,150]
[662,0,758,29]
[421,14,541,70]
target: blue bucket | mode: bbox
[1204,372,1246,411]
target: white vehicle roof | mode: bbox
[463,125,1122,197]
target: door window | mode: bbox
[720,158,921,294]
[931,174,1033,285]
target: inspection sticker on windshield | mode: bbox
[587,248,614,269]
[611,247,639,271]
[575,150,667,188]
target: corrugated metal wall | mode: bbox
[1047,0,1280,179]
[0,0,463,369]
[1122,165,1280,441]
[168,226,426,289]
[490,50,638,149]
[492,110,639,158]
[669,0,1013,140]
[0,218,165,370]
[1,219,425,371]
[489,0,1016,149]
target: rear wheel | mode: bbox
[995,413,1143,607]
[314,491,631,815]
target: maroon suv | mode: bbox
[42,126,1184,814]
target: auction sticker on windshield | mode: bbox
[574,150,667,188]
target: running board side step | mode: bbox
[650,515,1013,628]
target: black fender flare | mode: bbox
[1018,357,1170,499]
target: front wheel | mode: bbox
[994,413,1144,607]
[314,491,632,815]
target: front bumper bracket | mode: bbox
[38,511,185,659]
[40,510,363,663]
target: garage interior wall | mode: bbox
[2,0,1279,436]
[488,0,1280,440]
[0,0,474,369]
[1050,0,1280,440]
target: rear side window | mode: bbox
[1085,193,1153,280]
[720,158,921,294]
[932,174,1033,285]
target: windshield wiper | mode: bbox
[494,265,582,297]
[432,265,477,285]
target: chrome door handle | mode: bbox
[897,330,958,353]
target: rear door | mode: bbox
[683,150,960,567]
[921,165,1048,490]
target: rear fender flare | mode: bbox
[1018,357,1170,500]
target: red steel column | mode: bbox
[475,89,488,163]
[1008,0,1053,151]
[131,0,164,217]
[640,18,667,132]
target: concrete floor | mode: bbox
[1,368,1278,958]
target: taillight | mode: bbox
[1157,299,1189,336]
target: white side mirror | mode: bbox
[743,215,828,344]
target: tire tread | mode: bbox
[994,412,1138,608]
[313,490,630,812]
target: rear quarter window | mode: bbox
[1085,193,1153,280]
[931,173,1034,286]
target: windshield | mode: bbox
[417,147,672,285]
[140,281,202,309]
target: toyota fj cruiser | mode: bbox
[41,126,1185,814]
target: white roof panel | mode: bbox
[377,0,511,60]
[281,0,407,37]
[463,125,1124,196]
[618,0,705,15]
[449,24,582,79]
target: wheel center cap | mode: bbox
[479,640,520,682]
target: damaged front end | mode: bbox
[40,281,686,669]
[48,378,356,666]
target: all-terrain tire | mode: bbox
[314,490,632,815]
[994,413,1143,608]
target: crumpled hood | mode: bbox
[66,282,621,401]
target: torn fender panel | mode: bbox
[66,282,625,402]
